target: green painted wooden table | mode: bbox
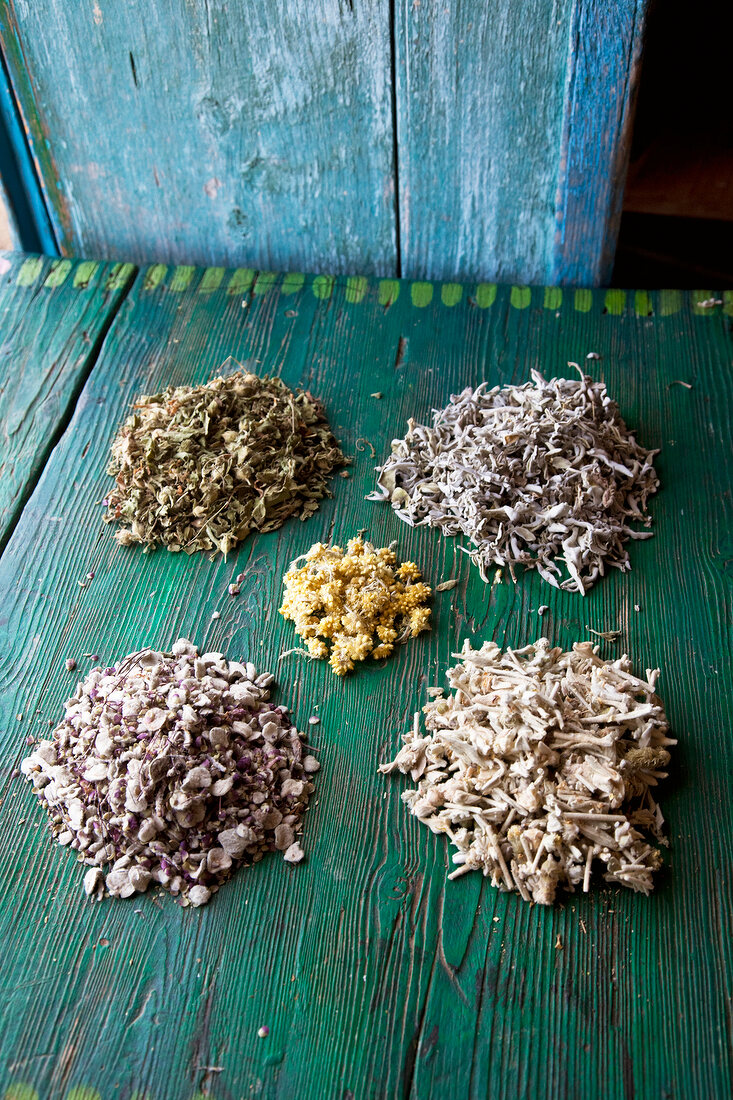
[0,259,731,1100]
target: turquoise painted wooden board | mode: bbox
[0,1,396,275]
[396,0,645,284]
[0,250,135,550]
[0,267,731,1099]
[0,2,646,284]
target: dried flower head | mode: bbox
[279,537,431,675]
[105,369,345,555]
[380,638,675,904]
[369,368,659,593]
[21,640,319,906]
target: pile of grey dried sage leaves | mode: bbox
[370,367,659,593]
[105,369,345,554]
[21,640,319,906]
[381,638,674,905]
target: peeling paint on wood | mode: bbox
[0,1,396,274]
[0,3,647,284]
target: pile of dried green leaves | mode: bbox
[21,640,319,906]
[369,368,658,593]
[380,638,674,904]
[105,369,345,554]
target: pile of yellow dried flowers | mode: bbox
[279,537,431,675]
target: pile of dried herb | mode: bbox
[21,640,319,906]
[380,638,674,904]
[369,367,659,593]
[105,369,345,554]
[279,536,431,675]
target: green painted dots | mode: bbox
[475,283,496,309]
[604,289,625,315]
[410,281,433,307]
[510,286,531,310]
[43,258,72,288]
[143,264,167,291]
[440,283,462,307]
[659,290,681,316]
[281,272,305,296]
[2,1084,39,1100]
[635,290,653,317]
[106,262,135,291]
[543,287,562,310]
[312,275,334,300]
[692,290,718,315]
[252,271,278,295]
[198,267,225,293]
[72,261,100,288]
[168,265,195,292]
[17,257,44,286]
[345,276,368,304]
[573,289,592,313]
[378,279,399,306]
[226,267,255,295]
[724,290,733,316]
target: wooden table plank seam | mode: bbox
[0,251,138,556]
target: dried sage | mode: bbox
[21,640,319,906]
[381,638,674,904]
[369,368,659,593]
[105,369,345,555]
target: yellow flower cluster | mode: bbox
[279,537,431,675]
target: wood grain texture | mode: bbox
[0,1,646,284]
[396,0,648,284]
[550,0,647,285]
[0,1,396,274]
[0,268,731,1100]
[0,250,135,550]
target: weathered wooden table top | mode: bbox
[0,254,731,1100]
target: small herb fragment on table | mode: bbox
[435,578,459,592]
[380,638,675,905]
[279,537,431,675]
[104,369,345,555]
[21,640,319,907]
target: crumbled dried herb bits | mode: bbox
[279,537,431,675]
[21,640,319,906]
[370,367,659,593]
[105,370,345,554]
[381,638,675,904]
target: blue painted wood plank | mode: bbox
[551,0,647,285]
[396,0,647,285]
[396,1,574,283]
[0,1,396,274]
[0,2,647,284]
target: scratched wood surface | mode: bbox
[0,268,731,1100]
[0,1,396,274]
[0,251,135,550]
[0,1,646,284]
